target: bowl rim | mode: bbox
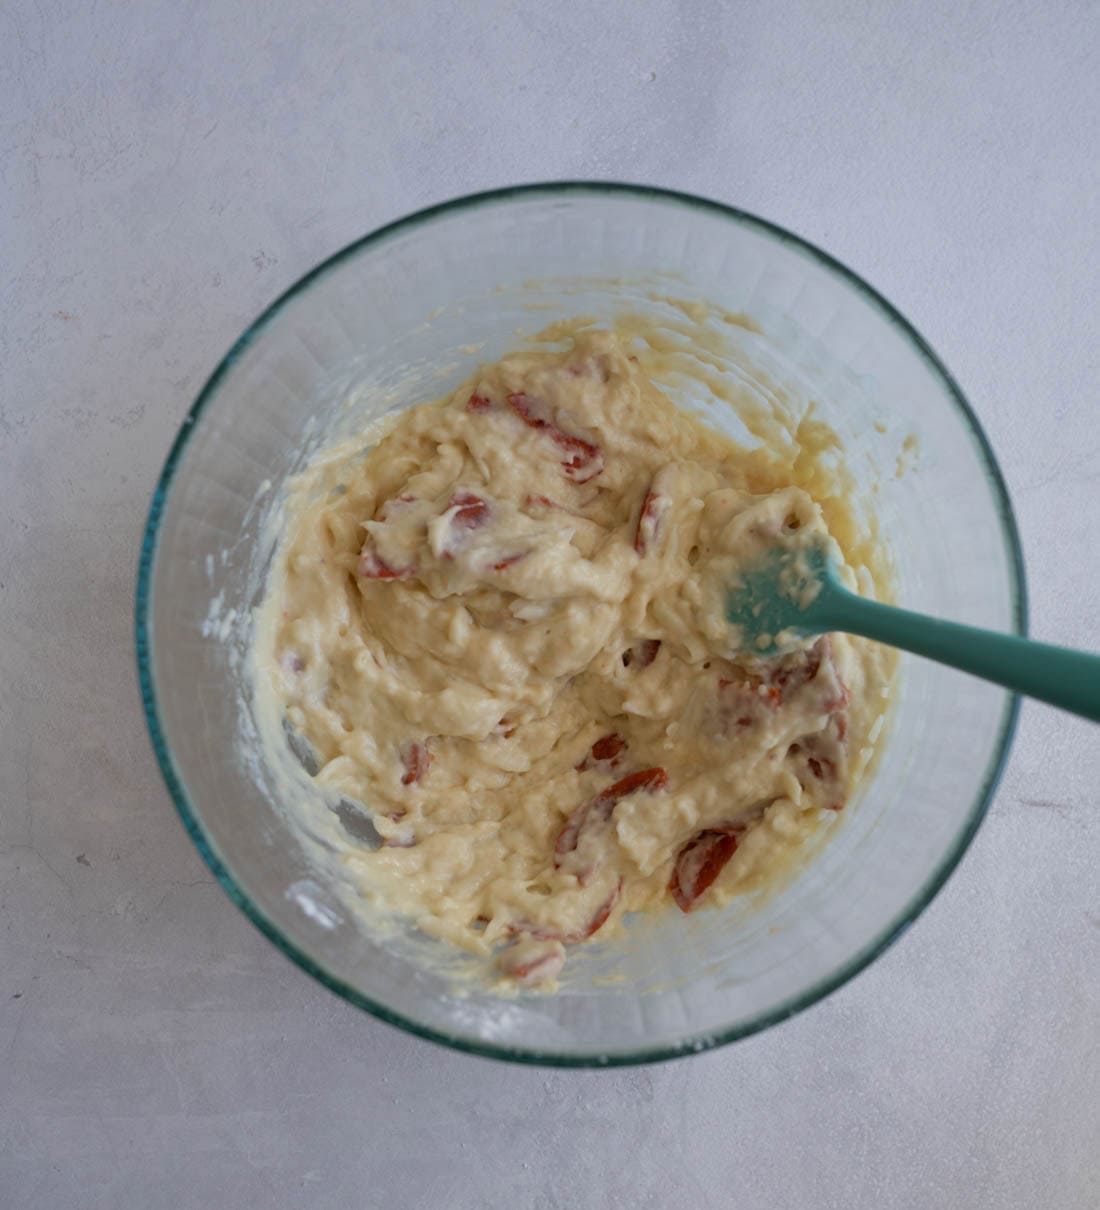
[135,180,1027,1067]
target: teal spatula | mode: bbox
[728,540,1100,723]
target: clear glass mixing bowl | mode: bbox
[136,183,1024,1065]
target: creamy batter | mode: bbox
[259,327,892,985]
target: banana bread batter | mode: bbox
[259,327,891,985]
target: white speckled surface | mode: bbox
[2,2,1099,1206]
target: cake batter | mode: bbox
[259,327,891,985]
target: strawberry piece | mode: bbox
[773,642,823,697]
[789,714,847,810]
[602,766,669,798]
[466,393,492,413]
[448,491,490,531]
[358,548,416,580]
[634,484,669,555]
[715,637,850,733]
[375,494,417,522]
[622,639,661,669]
[506,391,604,484]
[670,826,743,912]
[823,651,851,715]
[575,732,627,772]
[784,696,847,808]
[808,755,834,780]
[523,493,588,519]
[508,880,622,944]
[489,551,527,572]
[771,637,848,710]
[591,733,626,763]
[440,492,492,560]
[555,768,668,879]
[524,493,580,514]
[400,741,431,786]
[578,879,620,938]
[498,938,566,984]
[506,390,550,430]
[554,803,610,866]
[819,639,851,717]
[524,493,559,511]
[553,431,604,484]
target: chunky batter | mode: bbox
[261,328,890,985]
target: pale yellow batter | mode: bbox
[260,327,892,985]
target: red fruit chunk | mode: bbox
[602,766,669,799]
[670,826,743,912]
[506,391,604,484]
[553,430,604,483]
[509,880,622,944]
[807,754,833,780]
[498,939,566,984]
[466,393,492,412]
[591,733,625,763]
[440,492,492,560]
[575,732,627,772]
[489,551,527,572]
[555,768,669,879]
[525,493,559,511]
[400,741,431,786]
[506,390,550,430]
[359,548,416,580]
[772,636,849,714]
[448,491,490,531]
[715,637,850,737]
[825,678,850,717]
[773,642,823,696]
[789,717,847,811]
[375,494,417,522]
[634,484,669,555]
[578,879,620,938]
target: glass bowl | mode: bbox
[136,183,1024,1066]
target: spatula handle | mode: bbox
[817,590,1100,724]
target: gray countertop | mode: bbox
[3,2,1099,1206]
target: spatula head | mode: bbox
[726,538,833,656]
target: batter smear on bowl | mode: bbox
[260,326,893,985]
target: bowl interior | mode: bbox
[138,185,1022,1064]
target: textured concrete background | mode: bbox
[2,2,1099,1206]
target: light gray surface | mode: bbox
[3,1,1099,1206]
